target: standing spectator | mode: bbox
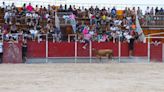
[155,7,159,15]
[145,6,150,15]
[59,4,63,11]
[26,3,34,12]
[111,6,116,18]
[69,13,77,33]
[35,5,39,13]
[64,4,67,11]
[11,3,16,10]
[150,7,154,15]
[47,4,52,12]
[21,3,27,15]
[160,8,163,15]
[68,5,73,12]
[128,28,136,57]
[82,27,92,49]
[1,2,6,11]
[22,39,27,63]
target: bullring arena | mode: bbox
[0,0,164,92]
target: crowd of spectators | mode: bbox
[0,2,61,42]
[0,2,163,43]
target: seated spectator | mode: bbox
[2,23,9,35]
[99,33,109,42]
[16,13,22,25]
[53,26,61,42]
[29,26,38,40]
[32,11,39,25]
[10,24,17,34]
[26,11,32,26]
[4,10,11,24]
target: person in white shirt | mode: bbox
[29,27,38,40]
[6,5,11,11]
[26,12,32,25]
[32,12,39,25]
[4,11,10,24]
[1,2,6,11]
[110,25,116,31]
[145,6,150,15]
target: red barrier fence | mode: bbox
[27,41,148,57]
[2,41,163,63]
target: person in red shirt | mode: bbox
[26,3,34,12]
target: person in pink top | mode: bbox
[82,27,92,49]
[100,34,108,42]
[26,3,34,12]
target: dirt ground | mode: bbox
[0,63,164,92]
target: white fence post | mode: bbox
[75,35,77,63]
[118,36,121,63]
[163,44,164,63]
[89,41,92,63]
[46,34,48,63]
[147,35,150,63]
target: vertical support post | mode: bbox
[75,34,77,63]
[89,41,92,63]
[148,35,150,63]
[2,34,3,43]
[52,34,55,43]
[37,34,39,43]
[16,34,19,43]
[46,34,48,63]
[118,36,121,63]
[162,43,164,63]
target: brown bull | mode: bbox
[92,48,113,61]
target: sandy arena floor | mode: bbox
[0,63,164,92]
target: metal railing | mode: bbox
[142,15,164,27]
